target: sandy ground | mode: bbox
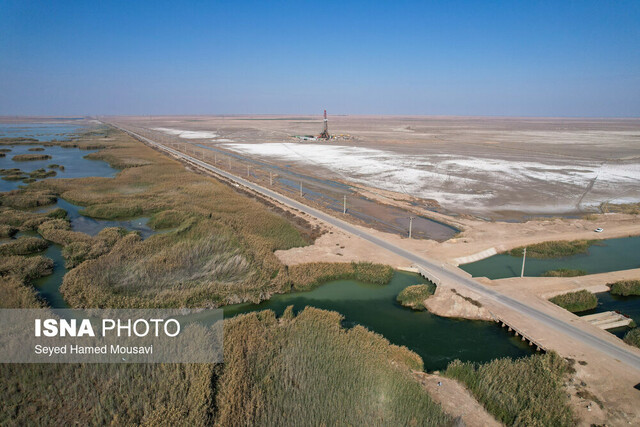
[112,115,640,220]
[413,372,502,427]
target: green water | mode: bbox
[224,272,534,371]
[460,236,640,279]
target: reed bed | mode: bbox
[0,236,48,256]
[608,280,640,296]
[508,239,595,258]
[12,154,52,161]
[624,328,640,348]
[445,352,574,426]
[549,290,597,312]
[542,268,587,277]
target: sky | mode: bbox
[0,0,639,117]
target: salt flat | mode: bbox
[119,115,640,219]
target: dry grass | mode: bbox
[0,236,48,256]
[445,352,574,426]
[600,202,640,215]
[217,307,450,426]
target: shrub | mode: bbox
[28,147,45,152]
[623,328,640,348]
[608,280,640,296]
[445,352,574,426]
[549,290,597,313]
[396,283,436,310]
[542,269,587,277]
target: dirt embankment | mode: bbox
[423,286,493,321]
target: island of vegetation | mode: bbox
[396,283,435,310]
[12,154,52,161]
[608,280,640,296]
[549,290,598,312]
[508,239,596,258]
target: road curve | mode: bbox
[109,122,640,372]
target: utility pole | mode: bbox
[270,172,273,186]
[228,158,231,169]
[521,247,527,278]
[409,216,414,239]
[299,181,303,197]
[214,153,217,164]
[343,195,347,214]
[247,165,250,177]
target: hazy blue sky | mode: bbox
[1,0,639,116]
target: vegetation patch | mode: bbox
[28,147,45,152]
[0,225,19,238]
[0,237,48,256]
[0,148,11,153]
[0,189,57,209]
[608,280,640,296]
[549,290,597,312]
[286,262,394,291]
[600,202,640,215]
[396,283,435,310]
[29,168,57,179]
[542,268,587,277]
[48,163,65,170]
[217,307,450,426]
[12,154,52,161]
[0,137,39,144]
[0,255,53,284]
[624,328,640,348]
[445,352,574,426]
[508,239,596,258]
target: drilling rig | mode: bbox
[319,109,330,139]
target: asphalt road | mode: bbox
[111,122,640,372]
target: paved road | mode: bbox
[110,122,640,372]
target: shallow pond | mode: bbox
[0,123,86,141]
[460,236,640,279]
[224,271,534,371]
[0,144,117,192]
